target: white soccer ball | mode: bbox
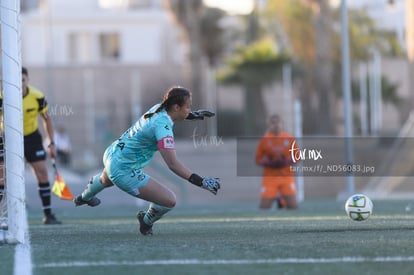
[344,194,373,221]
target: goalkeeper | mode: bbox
[255,114,298,209]
[74,86,220,236]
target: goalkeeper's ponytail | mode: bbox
[144,86,191,119]
[144,104,164,119]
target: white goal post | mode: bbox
[0,0,27,244]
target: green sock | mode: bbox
[143,203,172,226]
[82,175,104,201]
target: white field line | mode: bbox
[36,256,414,268]
[27,214,414,228]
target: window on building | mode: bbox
[68,32,120,63]
[68,32,93,63]
[99,33,120,61]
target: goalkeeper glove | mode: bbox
[262,157,292,169]
[201,177,221,195]
[188,174,221,195]
[186,109,215,120]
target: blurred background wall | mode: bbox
[10,0,414,189]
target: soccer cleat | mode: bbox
[137,211,153,236]
[43,213,62,225]
[73,195,101,207]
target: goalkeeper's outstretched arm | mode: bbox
[159,148,221,195]
[159,148,192,180]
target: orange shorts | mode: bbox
[261,178,297,199]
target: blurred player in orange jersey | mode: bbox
[256,114,298,209]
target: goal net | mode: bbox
[0,0,27,244]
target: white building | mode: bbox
[19,0,189,169]
[21,0,185,66]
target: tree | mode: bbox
[164,0,205,107]
[164,1,226,105]
[199,7,226,67]
[265,0,336,134]
[218,39,290,135]
[312,0,335,134]
[265,0,404,134]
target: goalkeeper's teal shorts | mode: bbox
[103,147,151,197]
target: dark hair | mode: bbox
[269,114,280,121]
[22,67,28,76]
[144,86,191,119]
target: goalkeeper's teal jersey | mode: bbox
[103,104,175,170]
